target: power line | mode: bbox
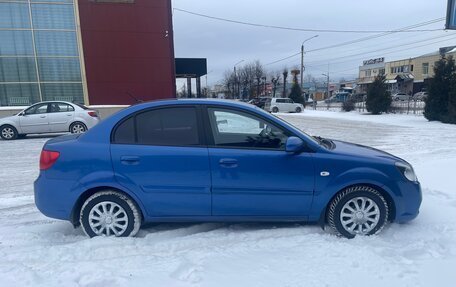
[264,18,445,66]
[174,8,444,34]
[307,32,456,65]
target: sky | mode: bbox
[171,0,455,89]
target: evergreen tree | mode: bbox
[289,83,305,105]
[425,56,456,123]
[366,75,391,115]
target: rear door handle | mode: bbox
[40,115,46,118]
[120,156,140,165]
[219,158,238,168]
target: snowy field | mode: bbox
[1,110,455,287]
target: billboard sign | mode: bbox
[447,0,456,29]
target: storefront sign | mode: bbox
[363,58,385,66]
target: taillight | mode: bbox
[40,150,60,170]
[88,111,98,117]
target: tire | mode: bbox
[0,125,18,140]
[272,107,279,113]
[327,186,389,239]
[295,107,302,113]
[80,190,142,237]
[70,122,87,134]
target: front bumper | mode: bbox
[390,180,422,223]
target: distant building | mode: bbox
[0,0,176,107]
[357,57,386,93]
[357,47,456,96]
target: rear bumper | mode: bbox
[34,173,80,221]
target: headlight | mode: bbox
[395,162,418,182]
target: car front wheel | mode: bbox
[0,125,18,140]
[272,107,279,113]
[327,186,389,238]
[295,107,302,113]
[80,190,142,237]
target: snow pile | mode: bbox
[0,110,455,287]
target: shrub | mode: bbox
[342,99,355,112]
[366,75,391,115]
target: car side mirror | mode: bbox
[286,136,304,153]
[18,112,25,116]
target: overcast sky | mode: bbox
[172,0,454,88]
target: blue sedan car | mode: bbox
[34,99,421,238]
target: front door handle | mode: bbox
[219,158,238,168]
[40,115,46,118]
[120,156,140,165]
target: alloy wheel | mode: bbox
[339,197,380,235]
[88,201,129,236]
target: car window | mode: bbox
[136,107,200,146]
[276,99,285,103]
[286,99,293,103]
[49,103,74,113]
[113,117,135,144]
[24,103,48,115]
[208,108,289,150]
[112,107,200,146]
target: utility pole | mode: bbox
[322,72,330,99]
[234,60,244,99]
[301,35,319,89]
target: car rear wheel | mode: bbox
[272,107,279,113]
[327,186,389,238]
[80,190,142,237]
[0,125,18,140]
[295,107,302,113]
[70,122,87,134]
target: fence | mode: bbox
[313,100,425,115]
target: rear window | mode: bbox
[75,103,89,110]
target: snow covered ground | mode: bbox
[1,110,455,287]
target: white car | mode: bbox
[392,93,411,101]
[265,98,304,113]
[0,101,100,140]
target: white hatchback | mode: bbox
[0,101,100,140]
[265,98,304,113]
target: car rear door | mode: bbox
[205,107,315,217]
[110,106,212,217]
[48,103,75,132]
[19,103,50,134]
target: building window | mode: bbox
[0,0,85,106]
[365,70,371,77]
[379,68,385,75]
[422,63,429,75]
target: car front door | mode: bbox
[111,106,212,217]
[19,103,50,134]
[205,107,315,217]
[48,103,75,132]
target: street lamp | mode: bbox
[301,35,319,89]
[234,60,244,99]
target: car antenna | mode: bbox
[126,92,143,103]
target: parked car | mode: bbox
[413,92,428,101]
[324,92,350,103]
[0,101,99,140]
[265,98,304,113]
[349,93,367,103]
[391,93,411,101]
[248,97,270,109]
[35,99,421,239]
